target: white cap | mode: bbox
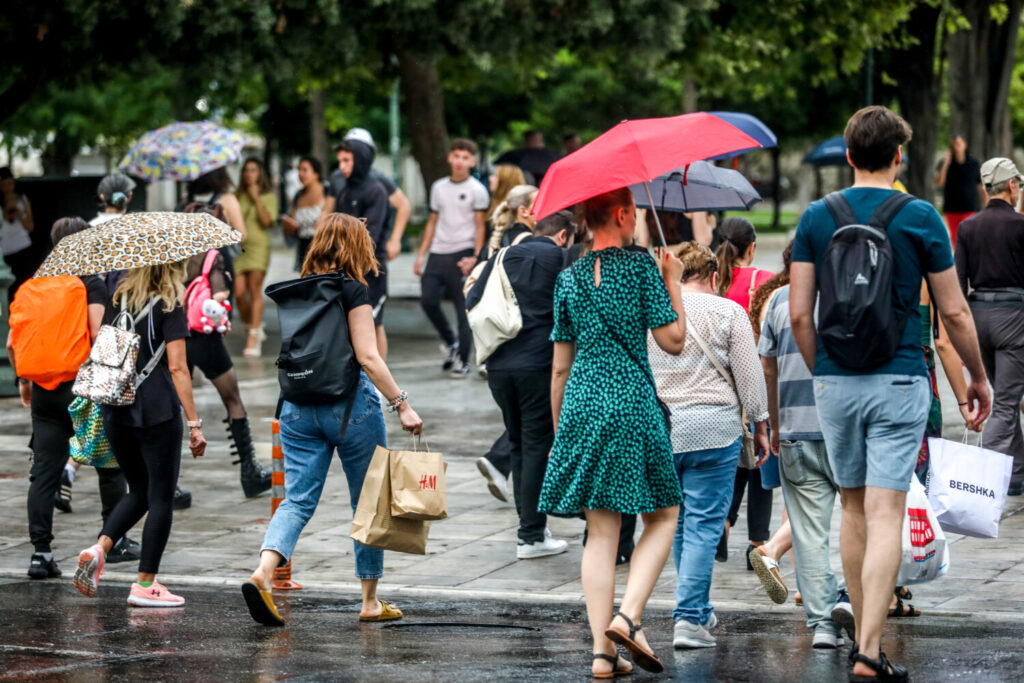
[344,127,376,150]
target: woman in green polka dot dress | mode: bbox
[540,188,687,677]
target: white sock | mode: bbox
[64,464,76,484]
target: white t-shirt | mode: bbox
[90,212,123,226]
[428,176,489,254]
[1,197,32,255]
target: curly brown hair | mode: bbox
[301,213,379,285]
[677,241,718,283]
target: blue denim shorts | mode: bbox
[813,374,930,491]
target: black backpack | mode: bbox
[817,191,915,371]
[265,273,361,406]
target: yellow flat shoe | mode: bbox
[359,599,403,622]
[241,581,285,626]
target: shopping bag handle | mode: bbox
[403,433,432,452]
[961,430,984,449]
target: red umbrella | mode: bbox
[531,113,761,241]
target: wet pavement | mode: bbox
[3,579,1024,681]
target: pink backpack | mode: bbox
[184,250,230,334]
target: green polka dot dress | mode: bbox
[538,247,683,517]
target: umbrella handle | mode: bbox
[643,181,669,248]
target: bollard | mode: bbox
[271,419,302,590]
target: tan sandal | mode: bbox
[359,599,403,622]
[604,612,663,673]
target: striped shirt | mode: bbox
[757,286,823,440]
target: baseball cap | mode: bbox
[344,127,376,150]
[980,157,1024,187]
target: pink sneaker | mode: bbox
[127,582,185,607]
[73,544,105,597]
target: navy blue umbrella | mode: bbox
[803,136,848,166]
[706,112,777,160]
[630,161,762,213]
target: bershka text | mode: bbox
[948,479,995,499]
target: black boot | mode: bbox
[227,416,272,498]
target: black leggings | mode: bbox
[420,250,473,363]
[728,466,773,542]
[100,418,182,574]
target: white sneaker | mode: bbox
[517,536,568,559]
[705,612,718,630]
[812,629,844,649]
[830,600,856,643]
[673,619,716,648]
[475,457,509,502]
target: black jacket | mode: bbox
[333,140,390,266]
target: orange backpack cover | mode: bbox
[9,275,91,390]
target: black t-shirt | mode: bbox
[81,275,107,306]
[336,273,370,310]
[100,299,189,428]
[943,155,982,213]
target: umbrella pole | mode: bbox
[642,181,669,248]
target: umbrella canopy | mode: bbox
[630,161,762,213]
[119,121,247,182]
[705,112,778,160]
[35,212,242,278]
[803,135,848,167]
[531,113,761,221]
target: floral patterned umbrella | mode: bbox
[119,121,246,182]
[35,212,242,277]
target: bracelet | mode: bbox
[187,419,203,429]
[386,391,408,413]
[958,401,969,406]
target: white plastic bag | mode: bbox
[897,476,949,585]
[467,247,522,365]
[927,435,1013,538]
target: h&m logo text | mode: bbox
[419,475,437,490]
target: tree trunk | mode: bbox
[40,128,76,176]
[948,0,1022,159]
[891,4,943,201]
[394,48,450,190]
[309,88,328,169]
[683,77,698,114]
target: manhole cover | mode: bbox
[380,622,538,633]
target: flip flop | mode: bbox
[241,581,285,627]
[359,599,403,622]
[592,653,633,679]
[604,612,663,673]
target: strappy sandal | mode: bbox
[849,651,909,682]
[894,586,913,601]
[241,581,285,627]
[887,596,921,618]
[604,612,663,674]
[359,599,403,622]
[592,653,633,679]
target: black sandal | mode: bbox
[592,653,633,679]
[849,651,908,682]
[888,595,921,618]
[894,585,913,601]
[604,612,663,674]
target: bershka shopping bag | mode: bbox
[389,437,447,521]
[927,435,1013,538]
[350,446,430,554]
[897,475,950,585]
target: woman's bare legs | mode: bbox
[242,270,266,355]
[234,272,252,327]
[583,509,630,677]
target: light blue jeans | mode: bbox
[261,372,386,580]
[814,374,930,491]
[778,438,842,636]
[672,437,742,625]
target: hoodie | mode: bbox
[333,139,390,268]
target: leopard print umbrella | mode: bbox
[34,212,243,277]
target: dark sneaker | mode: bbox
[106,536,142,564]
[54,471,73,513]
[440,343,459,371]
[715,529,728,562]
[449,361,471,379]
[173,486,192,510]
[28,553,61,579]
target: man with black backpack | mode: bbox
[790,106,990,682]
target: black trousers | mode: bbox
[100,417,182,574]
[420,250,473,364]
[484,431,512,478]
[728,466,773,542]
[488,369,554,544]
[27,381,127,552]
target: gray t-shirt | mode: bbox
[757,285,823,441]
[428,176,489,254]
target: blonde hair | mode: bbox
[488,184,538,251]
[487,165,526,219]
[114,262,186,316]
[677,241,718,283]
[302,213,379,285]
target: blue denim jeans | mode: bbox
[672,436,742,625]
[261,372,386,580]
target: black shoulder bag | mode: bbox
[571,263,672,432]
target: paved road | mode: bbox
[1,243,1023,680]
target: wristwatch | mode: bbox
[187,419,203,429]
